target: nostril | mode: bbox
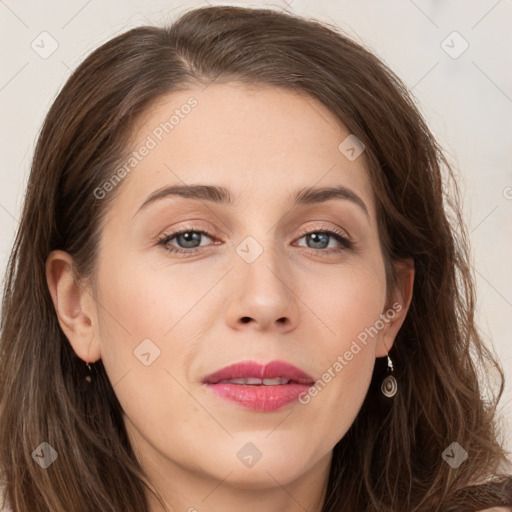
[241,317,252,323]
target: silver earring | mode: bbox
[381,354,397,398]
[85,362,92,383]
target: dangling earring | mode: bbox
[381,353,397,398]
[85,362,92,383]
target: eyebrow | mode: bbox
[135,184,369,217]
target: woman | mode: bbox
[0,5,510,511]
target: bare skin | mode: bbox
[46,82,414,512]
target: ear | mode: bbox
[375,258,414,358]
[45,250,101,363]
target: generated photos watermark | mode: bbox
[93,96,198,200]
[298,302,403,404]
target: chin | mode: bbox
[219,460,309,491]
[201,441,324,490]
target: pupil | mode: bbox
[309,233,328,249]
[179,232,201,248]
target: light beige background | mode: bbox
[1,0,511,455]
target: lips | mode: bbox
[202,360,315,385]
[202,360,315,412]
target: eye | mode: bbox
[295,226,353,253]
[157,225,353,256]
[157,227,216,255]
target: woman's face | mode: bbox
[52,82,412,500]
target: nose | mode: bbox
[225,243,300,332]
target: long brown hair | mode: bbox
[0,5,510,511]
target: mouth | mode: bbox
[215,377,296,385]
[201,360,315,412]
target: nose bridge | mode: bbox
[235,231,286,285]
[231,188,286,268]
[226,230,299,330]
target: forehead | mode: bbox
[104,82,375,219]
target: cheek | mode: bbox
[295,260,385,442]
[306,258,387,351]
[91,257,182,394]
[92,260,201,454]
[301,348,375,457]
[93,251,210,364]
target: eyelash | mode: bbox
[157,224,353,257]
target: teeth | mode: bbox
[263,377,289,385]
[218,377,290,385]
[247,377,264,385]
[222,378,249,385]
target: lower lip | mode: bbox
[204,383,312,411]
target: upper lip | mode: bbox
[202,360,315,385]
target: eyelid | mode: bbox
[296,223,352,242]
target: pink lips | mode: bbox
[202,360,315,412]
